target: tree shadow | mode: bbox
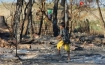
[0,32,10,40]
[20,53,68,64]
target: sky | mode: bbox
[0,0,105,7]
[0,0,16,3]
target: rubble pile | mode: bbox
[70,33,105,49]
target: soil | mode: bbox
[0,30,105,65]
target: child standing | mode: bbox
[57,22,70,60]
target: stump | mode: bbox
[0,16,7,28]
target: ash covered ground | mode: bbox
[0,33,105,65]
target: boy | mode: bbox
[57,22,70,60]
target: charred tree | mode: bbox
[38,1,45,35]
[26,0,34,38]
[53,0,59,37]
[21,0,33,40]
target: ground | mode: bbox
[0,35,105,65]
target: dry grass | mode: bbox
[0,3,105,35]
[0,5,10,18]
[0,3,105,21]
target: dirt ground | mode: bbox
[0,47,105,65]
[0,35,105,65]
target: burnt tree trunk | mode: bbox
[28,10,34,39]
[53,0,59,37]
[26,0,33,37]
[21,0,33,40]
[61,0,65,6]
[38,1,45,35]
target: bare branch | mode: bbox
[1,1,10,10]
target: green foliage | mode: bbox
[89,20,102,31]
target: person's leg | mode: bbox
[67,51,70,60]
[57,40,64,55]
[58,47,60,55]
[64,44,70,60]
